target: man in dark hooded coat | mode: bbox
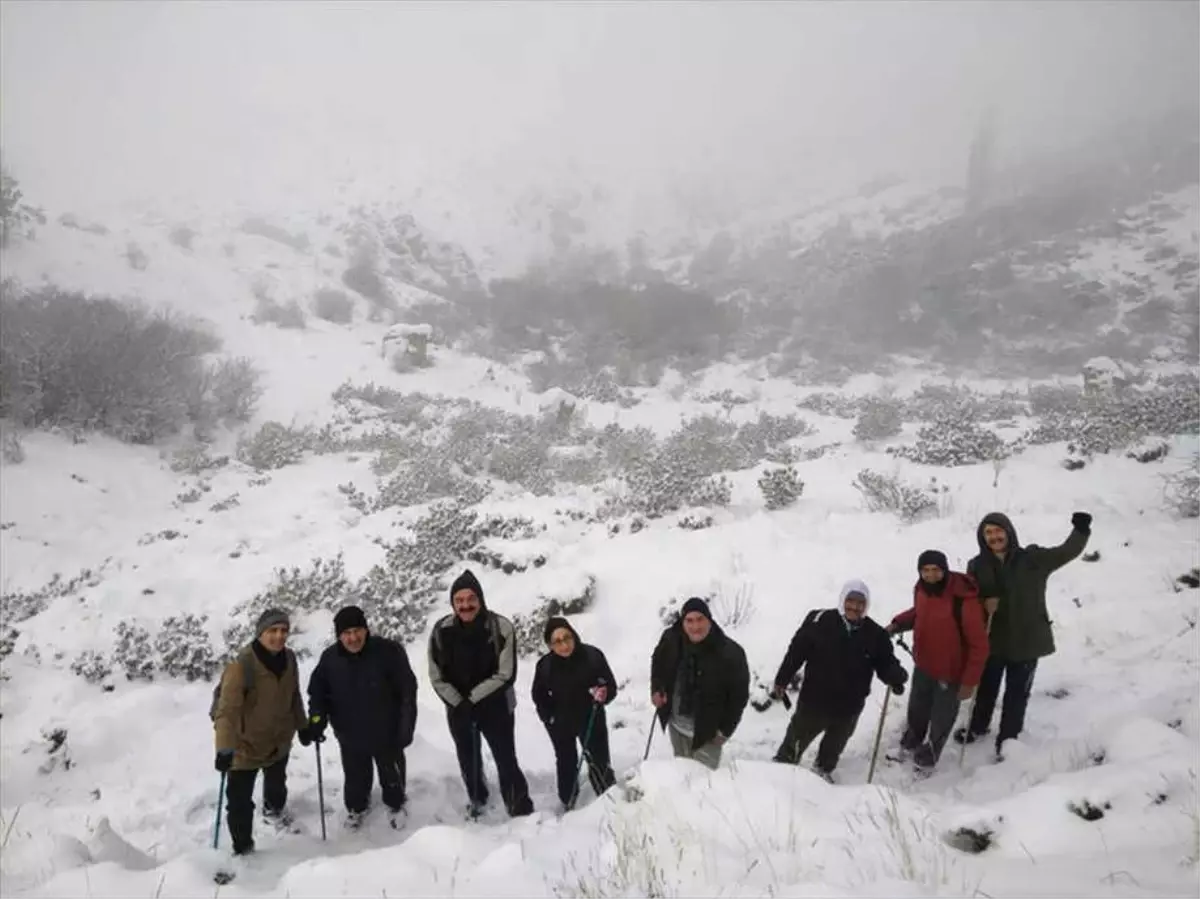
[531,616,618,809]
[650,597,750,770]
[428,569,534,817]
[960,511,1091,755]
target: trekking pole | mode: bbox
[470,721,481,814]
[895,636,914,659]
[314,740,327,841]
[567,704,599,811]
[212,771,226,850]
[958,612,994,770]
[866,688,892,785]
[642,709,658,761]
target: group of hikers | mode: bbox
[211,510,1091,856]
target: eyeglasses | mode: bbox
[551,635,575,646]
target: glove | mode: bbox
[891,682,906,696]
[771,684,786,701]
[214,749,234,773]
[589,685,608,703]
[308,715,328,743]
[1071,512,1092,534]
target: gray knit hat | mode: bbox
[256,608,291,636]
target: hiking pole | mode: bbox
[866,688,892,785]
[895,636,914,659]
[470,721,482,816]
[212,772,226,850]
[958,612,994,770]
[314,740,327,841]
[642,710,658,761]
[567,703,600,811]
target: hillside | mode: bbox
[1,111,1199,897]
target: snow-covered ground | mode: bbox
[2,188,1199,899]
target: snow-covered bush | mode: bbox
[1163,456,1199,519]
[1027,380,1198,455]
[853,397,904,441]
[374,453,490,511]
[155,614,219,681]
[758,465,804,510]
[0,286,254,444]
[235,421,314,471]
[1,429,24,464]
[168,442,230,475]
[617,445,733,519]
[677,514,714,531]
[112,622,155,681]
[1,567,106,633]
[204,357,262,427]
[252,296,306,330]
[509,577,597,656]
[485,433,555,495]
[798,392,861,419]
[894,404,1011,467]
[737,413,813,461]
[223,554,351,654]
[313,288,355,324]
[852,469,942,522]
[69,649,112,685]
[1,165,45,246]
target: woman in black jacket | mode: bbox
[531,617,618,810]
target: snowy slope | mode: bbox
[2,188,1199,899]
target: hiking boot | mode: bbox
[813,767,835,784]
[912,744,937,771]
[953,726,990,745]
[231,840,256,857]
[898,729,922,752]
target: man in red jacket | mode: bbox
[887,550,989,773]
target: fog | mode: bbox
[1,1,1196,223]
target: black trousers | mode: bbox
[900,668,961,764]
[446,699,533,816]
[549,706,616,807]
[340,744,407,814]
[969,657,1038,746]
[774,702,860,773]
[225,755,287,853]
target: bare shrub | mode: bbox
[0,286,249,444]
[252,296,306,329]
[313,288,355,324]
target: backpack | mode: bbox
[208,649,296,721]
[802,609,834,628]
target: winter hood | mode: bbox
[977,512,1021,554]
[838,579,871,616]
[543,616,582,646]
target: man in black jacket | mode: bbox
[532,617,618,810]
[650,597,750,770]
[770,579,907,780]
[428,569,534,818]
[307,606,418,827]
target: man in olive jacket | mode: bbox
[213,608,315,856]
[650,597,750,770]
[961,511,1091,755]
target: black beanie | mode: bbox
[449,569,485,607]
[333,605,368,636]
[680,596,713,622]
[543,616,580,646]
[918,550,949,573]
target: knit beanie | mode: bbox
[680,596,713,622]
[333,605,368,636]
[918,550,949,573]
[256,608,290,636]
[449,569,486,607]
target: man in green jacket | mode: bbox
[959,511,1091,757]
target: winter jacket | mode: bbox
[774,582,907,717]
[428,609,518,715]
[966,513,1088,661]
[213,642,307,771]
[889,572,989,688]
[650,619,750,748]
[531,622,618,735]
[307,635,418,753]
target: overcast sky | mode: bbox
[1,1,1196,221]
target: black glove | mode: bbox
[307,715,328,744]
[891,682,906,696]
[214,750,234,773]
[1071,512,1092,534]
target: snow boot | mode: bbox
[953,726,990,745]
